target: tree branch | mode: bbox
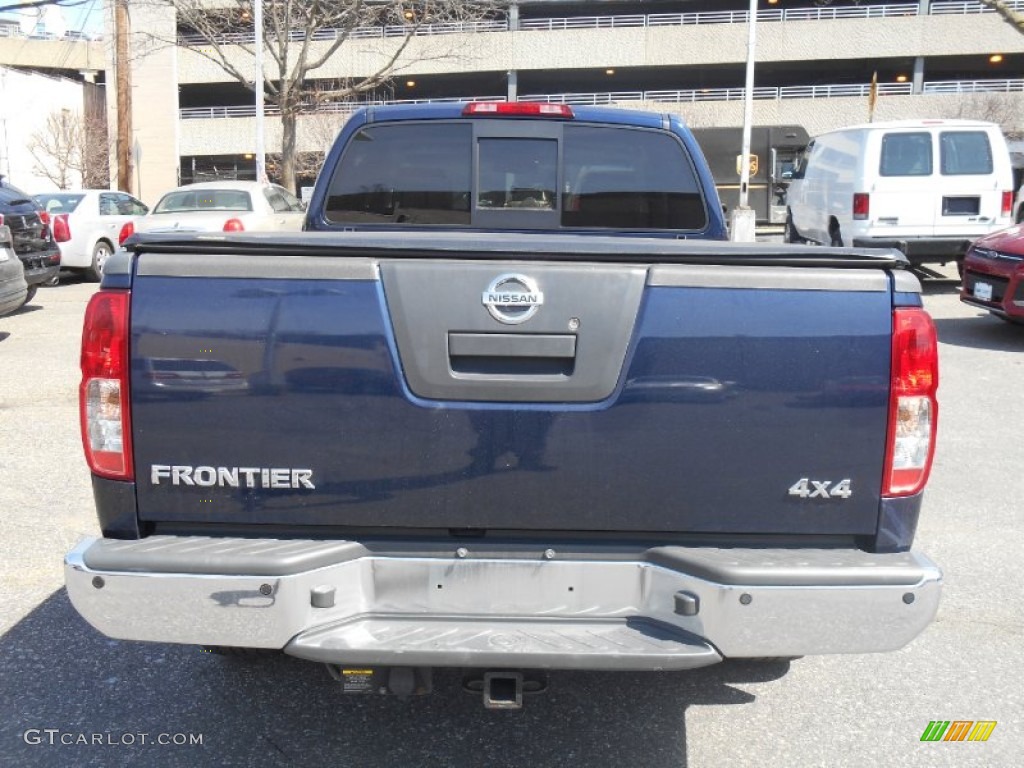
[976,0,1024,34]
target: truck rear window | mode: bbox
[478,138,557,210]
[325,124,473,225]
[324,121,707,231]
[561,125,705,230]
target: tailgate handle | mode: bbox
[448,333,576,377]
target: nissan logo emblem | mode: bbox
[481,274,544,325]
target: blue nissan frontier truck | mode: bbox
[66,103,940,708]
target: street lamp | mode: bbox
[730,0,758,242]
[254,2,266,183]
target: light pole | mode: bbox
[729,0,758,242]
[254,1,266,183]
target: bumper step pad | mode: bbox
[286,616,722,670]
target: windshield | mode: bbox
[154,189,253,214]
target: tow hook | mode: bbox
[462,670,548,710]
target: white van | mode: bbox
[785,120,1014,268]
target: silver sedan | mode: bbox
[125,180,306,241]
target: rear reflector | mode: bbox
[462,102,574,119]
[223,218,245,232]
[883,308,938,497]
[52,213,71,242]
[80,291,133,480]
[853,193,870,220]
[1001,190,1013,218]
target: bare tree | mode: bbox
[953,93,1024,139]
[27,107,111,191]
[977,0,1024,34]
[142,1,499,192]
[28,110,78,190]
[266,102,353,188]
[82,95,112,189]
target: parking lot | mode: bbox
[0,271,1021,768]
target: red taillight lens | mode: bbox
[0,214,5,226]
[853,193,870,220]
[223,218,245,232]
[883,308,938,497]
[462,102,574,119]
[52,213,71,242]
[39,210,50,227]
[118,221,135,246]
[80,291,133,480]
[1001,190,1012,217]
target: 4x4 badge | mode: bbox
[788,478,852,499]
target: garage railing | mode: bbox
[176,2,1024,46]
[178,79,1022,120]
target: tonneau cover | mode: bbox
[125,230,910,270]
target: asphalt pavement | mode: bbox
[0,268,1021,767]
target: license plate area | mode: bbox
[942,196,980,216]
[974,281,993,301]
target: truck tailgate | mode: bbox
[128,243,897,537]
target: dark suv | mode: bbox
[0,178,60,308]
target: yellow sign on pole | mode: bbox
[868,70,878,122]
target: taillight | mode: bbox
[223,218,245,232]
[118,221,135,245]
[0,214,4,226]
[52,213,71,242]
[80,291,133,480]
[1001,190,1012,218]
[853,193,870,220]
[39,210,50,227]
[883,308,938,497]
[462,102,574,119]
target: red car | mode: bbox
[960,225,1024,325]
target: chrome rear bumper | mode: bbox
[65,536,941,670]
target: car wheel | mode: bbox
[87,241,113,282]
